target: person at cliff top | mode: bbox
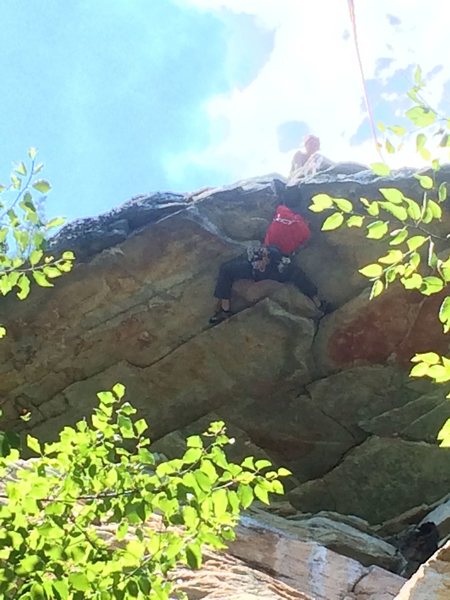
[209,193,323,326]
[288,135,335,184]
[290,134,321,176]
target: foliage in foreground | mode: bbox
[0,384,289,599]
[309,66,450,445]
[0,149,75,339]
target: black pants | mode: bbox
[214,255,317,300]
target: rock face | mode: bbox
[394,541,450,599]
[174,552,313,600]
[289,437,450,524]
[228,513,406,600]
[1,165,450,594]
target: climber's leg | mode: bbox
[288,265,318,298]
[210,256,253,324]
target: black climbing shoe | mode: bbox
[209,309,232,325]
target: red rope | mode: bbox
[347,0,383,159]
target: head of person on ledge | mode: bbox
[290,134,321,175]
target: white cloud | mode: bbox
[169,0,450,184]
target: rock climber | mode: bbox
[209,193,323,326]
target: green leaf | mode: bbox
[415,174,434,190]
[371,162,390,176]
[241,456,255,470]
[15,162,27,176]
[420,276,444,296]
[212,488,228,517]
[255,459,272,470]
[370,279,384,299]
[138,447,155,465]
[0,326,6,338]
[30,583,46,599]
[310,193,333,212]
[134,418,147,436]
[359,264,383,278]
[347,215,364,228]
[113,382,126,399]
[186,543,202,569]
[17,274,31,299]
[380,202,408,221]
[183,505,199,529]
[366,201,379,217]
[366,221,388,240]
[385,139,395,154]
[322,212,344,231]
[201,459,218,483]
[194,470,212,492]
[333,198,353,213]
[277,467,292,477]
[43,266,63,279]
[97,390,116,405]
[389,125,406,136]
[183,448,202,464]
[416,132,426,151]
[32,270,53,288]
[254,484,269,504]
[439,297,450,332]
[62,250,75,260]
[27,434,41,454]
[11,174,21,189]
[422,205,434,224]
[387,270,402,287]
[28,147,38,160]
[402,273,423,290]
[68,573,90,592]
[438,418,450,447]
[406,106,436,127]
[440,133,450,147]
[118,414,134,439]
[237,484,254,508]
[428,200,442,219]
[32,179,52,193]
[30,249,43,266]
[407,235,428,251]
[438,183,447,202]
[410,362,430,377]
[405,199,421,220]
[187,435,203,449]
[411,352,441,365]
[378,250,403,265]
[379,188,404,204]
[46,216,65,229]
[409,252,421,269]
[390,229,408,245]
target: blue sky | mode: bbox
[1,0,449,221]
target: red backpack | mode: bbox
[264,204,311,255]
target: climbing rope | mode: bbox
[347,0,384,160]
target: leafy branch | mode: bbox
[0,384,290,598]
[309,66,450,446]
[0,149,76,339]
